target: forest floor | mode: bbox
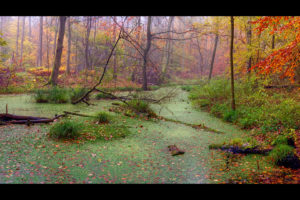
[0,87,284,183]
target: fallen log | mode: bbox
[63,111,93,118]
[0,113,65,125]
[264,84,300,89]
[210,145,272,155]
[0,113,49,121]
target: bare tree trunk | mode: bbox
[15,17,20,65]
[53,17,59,60]
[196,37,204,76]
[208,33,219,81]
[159,16,174,84]
[0,17,2,54]
[37,16,43,67]
[85,16,92,70]
[93,17,97,44]
[246,18,252,73]
[75,35,78,72]
[230,16,236,111]
[20,17,25,67]
[46,17,50,70]
[28,16,31,39]
[112,16,117,86]
[256,34,261,65]
[49,16,67,86]
[0,17,2,34]
[142,16,152,91]
[131,16,141,82]
[66,17,71,75]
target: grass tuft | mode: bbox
[49,120,82,139]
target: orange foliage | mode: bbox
[250,16,300,82]
[27,66,66,77]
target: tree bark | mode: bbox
[49,16,67,86]
[112,16,117,84]
[66,17,71,75]
[159,16,174,84]
[53,17,59,60]
[208,33,219,81]
[85,16,92,70]
[20,17,25,67]
[15,17,20,64]
[131,16,141,82]
[246,18,252,73]
[0,17,2,54]
[256,34,261,65]
[28,16,31,39]
[0,17,2,35]
[196,37,204,76]
[46,17,51,70]
[37,16,43,67]
[230,16,236,111]
[142,16,152,91]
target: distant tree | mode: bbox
[84,16,92,70]
[208,18,220,81]
[112,16,117,84]
[37,16,43,67]
[53,17,59,62]
[159,16,174,84]
[66,17,71,75]
[142,16,152,90]
[246,17,252,73]
[20,17,25,67]
[230,16,236,111]
[15,17,20,64]
[28,16,31,39]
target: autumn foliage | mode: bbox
[251,16,300,83]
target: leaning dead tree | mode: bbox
[72,17,179,106]
[72,18,126,105]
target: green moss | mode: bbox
[271,135,289,146]
[230,138,243,147]
[269,144,295,164]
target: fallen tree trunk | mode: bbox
[0,113,49,121]
[0,113,65,125]
[63,111,93,118]
[210,145,272,155]
[264,84,300,89]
